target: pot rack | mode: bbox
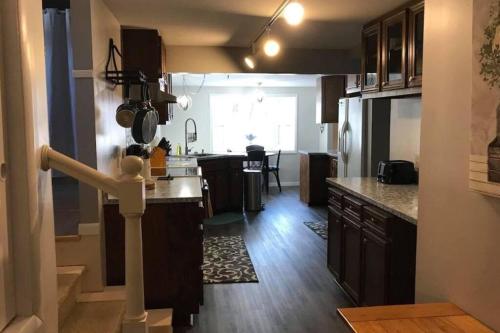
[104,38,177,103]
[105,38,147,86]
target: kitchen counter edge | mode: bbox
[326,177,418,225]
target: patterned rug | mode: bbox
[203,235,259,284]
[304,221,328,240]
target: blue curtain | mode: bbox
[43,9,77,166]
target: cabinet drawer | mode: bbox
[344,195,363,219]
[363,205,393,236]
[328,187,344,209]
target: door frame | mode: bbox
[0,0,58,332]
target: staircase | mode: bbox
[57,266,173,333]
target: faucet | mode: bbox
[185,118,197,155]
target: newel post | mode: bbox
[118,156,148,333]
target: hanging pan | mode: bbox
[115,82,137,128]
[132,83,159,144]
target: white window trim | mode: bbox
[209,92,299,154]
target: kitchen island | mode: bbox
[104,178,204,327]
[299,150,338,205]
[325,177,417,307]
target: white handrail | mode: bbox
[41,145,119,196]
[40,145,150,333]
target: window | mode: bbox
[210,94,297,153]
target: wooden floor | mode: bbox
[187,187,353,333]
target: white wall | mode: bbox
[70,0,125,226]
[390,97,421,165]
[416,0,500,330]
[161,85,321,185]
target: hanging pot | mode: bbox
[115,83,136,128]
[132,83,159,144]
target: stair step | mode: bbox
[57,265,86,329]
[60,300,125,333]
[148,308,173,333]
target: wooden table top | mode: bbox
[337,303,494,333]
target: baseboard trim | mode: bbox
[78,223,100,236]
[55,235,82,242]
[268,181,299,187]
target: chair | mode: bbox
[246,150,266,170]
[246,145,264,152]
[267,150,281,192]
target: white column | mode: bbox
[118,156,148,333]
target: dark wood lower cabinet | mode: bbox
[327,205,342,280]
[198,157,244,213]
[360,227,390,306]
[341,215,362,304]
[326,184,416,307]
[104,202,204,327]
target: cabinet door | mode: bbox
[214,171,229,212]
[361,23,381,92]
[229,168,243,211]
[203,172,217,214]
[381,11,407,90]
[408,2,424,87]
[361,228,391,306]
[327,206,343,281]
[121,28,162,81]
[316,76,345,124]
[341,215,362,303]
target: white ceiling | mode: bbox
[172,73,320,87]
[103,0,408,50]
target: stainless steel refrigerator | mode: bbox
[337,97,391,178]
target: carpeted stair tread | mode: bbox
[60,300,125,333]
[57,266,86,328]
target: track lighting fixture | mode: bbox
[242,0,304,65]
[244,55,256,69]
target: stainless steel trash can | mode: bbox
[244,169,262,211]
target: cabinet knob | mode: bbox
[409,76,415,82]
[382,81,388,86]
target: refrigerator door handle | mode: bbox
[340,121,348,164]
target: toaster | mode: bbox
[377,160,416,184]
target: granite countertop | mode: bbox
[299,150,338,158]
[105,178,203,204]
[326,177,418,224]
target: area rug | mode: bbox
[203,212,244,226]
[304,221,328,240]
[203,235,258,284]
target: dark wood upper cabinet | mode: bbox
[381,10,407,90]
[121,28,164,81]
[316,75,345,124]
[408,1,424,87]
[361,23,381,93]
[361,1,424,96]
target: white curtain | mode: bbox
[43,9,77,167]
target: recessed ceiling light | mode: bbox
[283,2,304,26]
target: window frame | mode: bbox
[209,92,299,154]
